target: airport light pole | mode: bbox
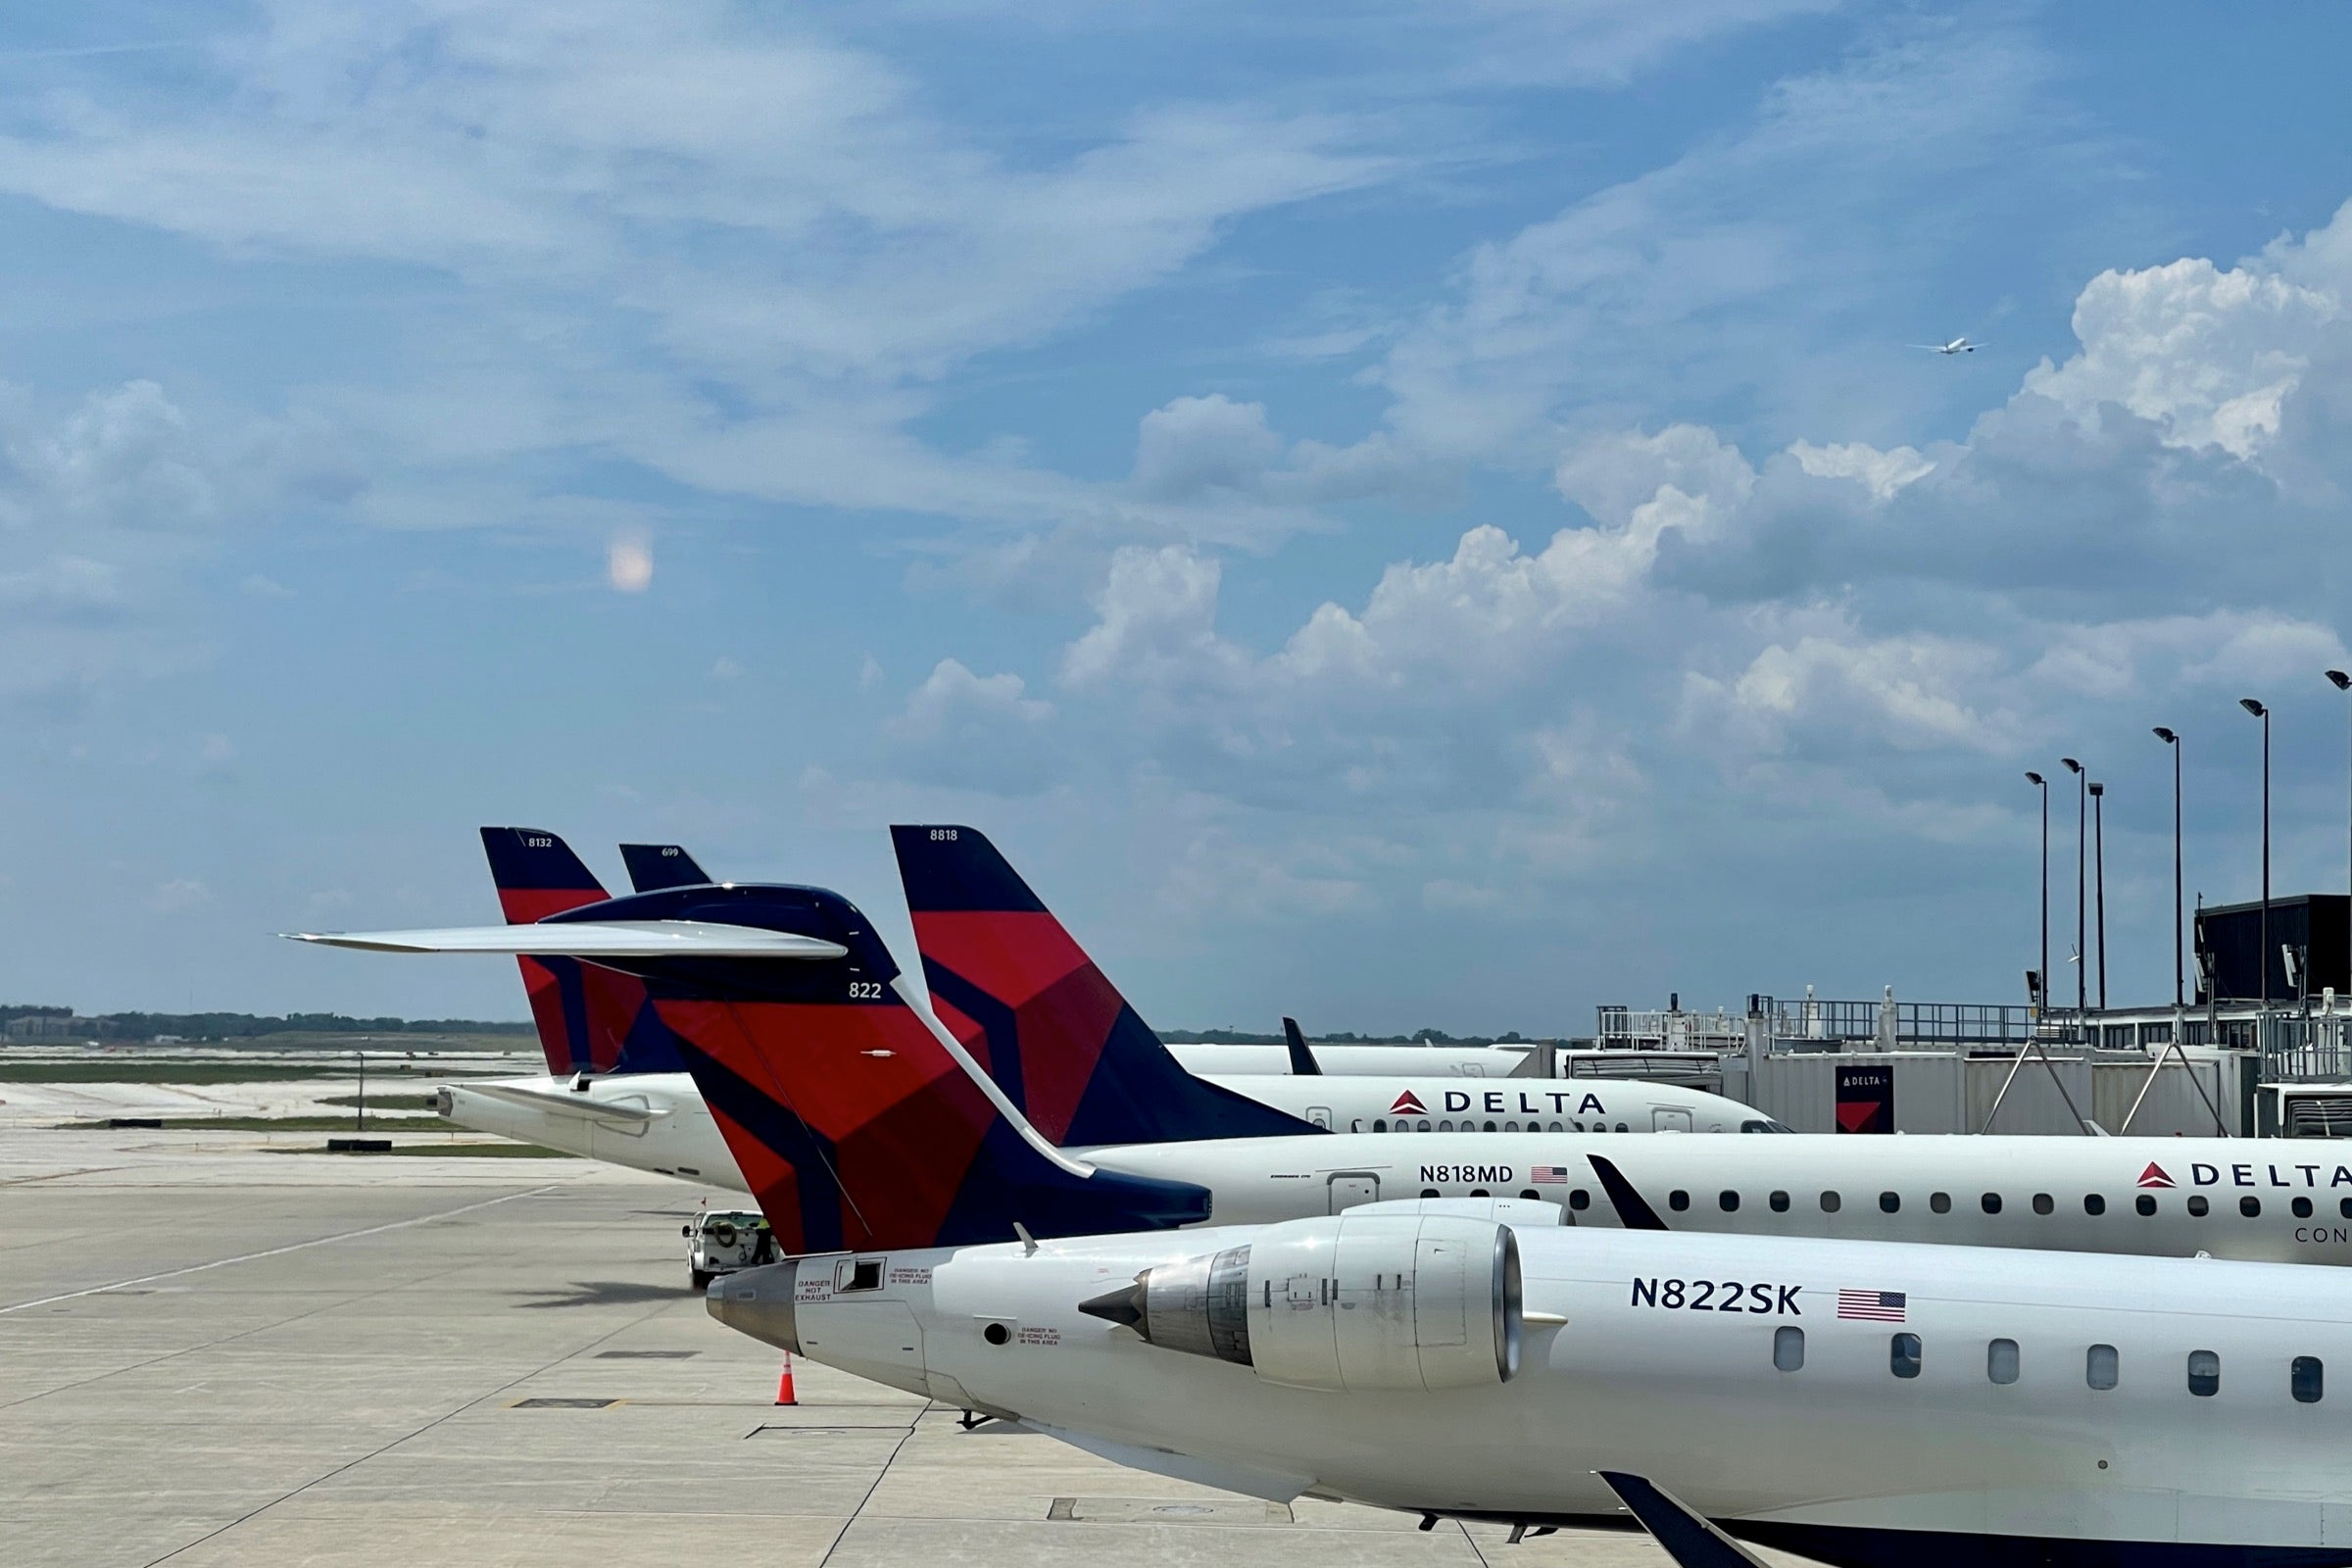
[2153,728,2183,1009]
[2026,771,2049,1025]
[2240,699,2272,1010]
[2062,758,2087,1025]
[2090,781,2108,1013]
[2331,670,2351,1005]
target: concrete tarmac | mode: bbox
[0,1125,1734,1568]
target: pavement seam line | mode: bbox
[0,1183,561,1314]
[813,1398,936,1568]
[140,1293,681,1566]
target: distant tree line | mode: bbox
[2,1005,532,1041]
[1167,1027,1544,1047]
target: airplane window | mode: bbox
[1616,1122,1630,1132]
[1569,1189,1591,1211]
[1520,1189,1540,1200]
[2341,1199,2352,1220]
[1418,1119,1433,1132]
[1820,1191,1841,1213]
[2241,1197,2262,1217]
[1351,1119,1365,1132]
[2086,1344,2119,1391]
[1773,1326,1804,1372]
[2294,1197,2314,1218]
[1890,1334,1922,1379]
[1547,1121,1562,1132]
[1987,1339,2019,1386]
[1374,1119,1388,1132]
[1929,1192,1951,1214]
[1669,1190,1690,1212]
[1506,1121,1521,1133]
[2187,1196,2209,1217]
[1439,1120,1454,1132]
[2084,1194,2106,1215]
[1981,1193,2003,1215]
[2135,1195,2158,1216]
[1421,1189,1439,1199]
[1719,1190,1740,1212]
[2033,1194,2054,1216]
[1470,1189,1491,1198]
[2294,1356,2325,1403]
[2187,1350,2220,1397]
[1879,1192,1900,1214]
[1767,1190,1789,1213]
[1572,1120,1586,1131]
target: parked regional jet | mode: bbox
[710,1200,2352,1568]
[428,828,1762,1187]
[298,867,2352,1268]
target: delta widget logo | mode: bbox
[1388,1090,1429,1116]
[2136,1162,2176,1189]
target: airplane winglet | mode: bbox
[1595,1472,1770,1568]
[1281,1017,1322,1076]
[1586,1153,1669,1231]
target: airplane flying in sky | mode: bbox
[1911,335,1984,354]
[299,851,2352,1268]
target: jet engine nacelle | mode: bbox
[1081,1212,1521,1394]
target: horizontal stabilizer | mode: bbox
[452,1081,662,1122]
[285,921,848,959]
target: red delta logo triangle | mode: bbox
[1835,1101,1883,1133]
[2137,1162,2176,1189]
[1389,1090,1428,1115]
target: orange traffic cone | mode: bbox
[773,1351,798,1406]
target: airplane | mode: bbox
[428,828,1768,1186]
[1911,335,1984,355]
[298,862,2352,1268]
[708,1196,2352,1568]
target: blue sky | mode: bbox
[4,2,2351,1032]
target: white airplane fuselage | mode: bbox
[438,1067,1769,1181]
[722,1220,2352,1563]
[442,1076,2352,1267]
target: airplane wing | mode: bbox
[285,921,849,959]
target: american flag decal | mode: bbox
[1837,1289,1907,1322]
[1531,1165,1569,1185]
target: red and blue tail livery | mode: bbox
[298,872,1210,1255]
[539,881,1211,1253]
[481,827,685,1078]
[891,824,1316,1147]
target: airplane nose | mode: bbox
[707,1259,802,1352]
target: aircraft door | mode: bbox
[1651,1106,1693,1133]
[1306,1105,1334,1130]
[1327,1172,1380,1212]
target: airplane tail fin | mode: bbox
[479,826,682,1077]
[619,843,713,893]
[296,882,1211,1253]
[891,824,1315,1146]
